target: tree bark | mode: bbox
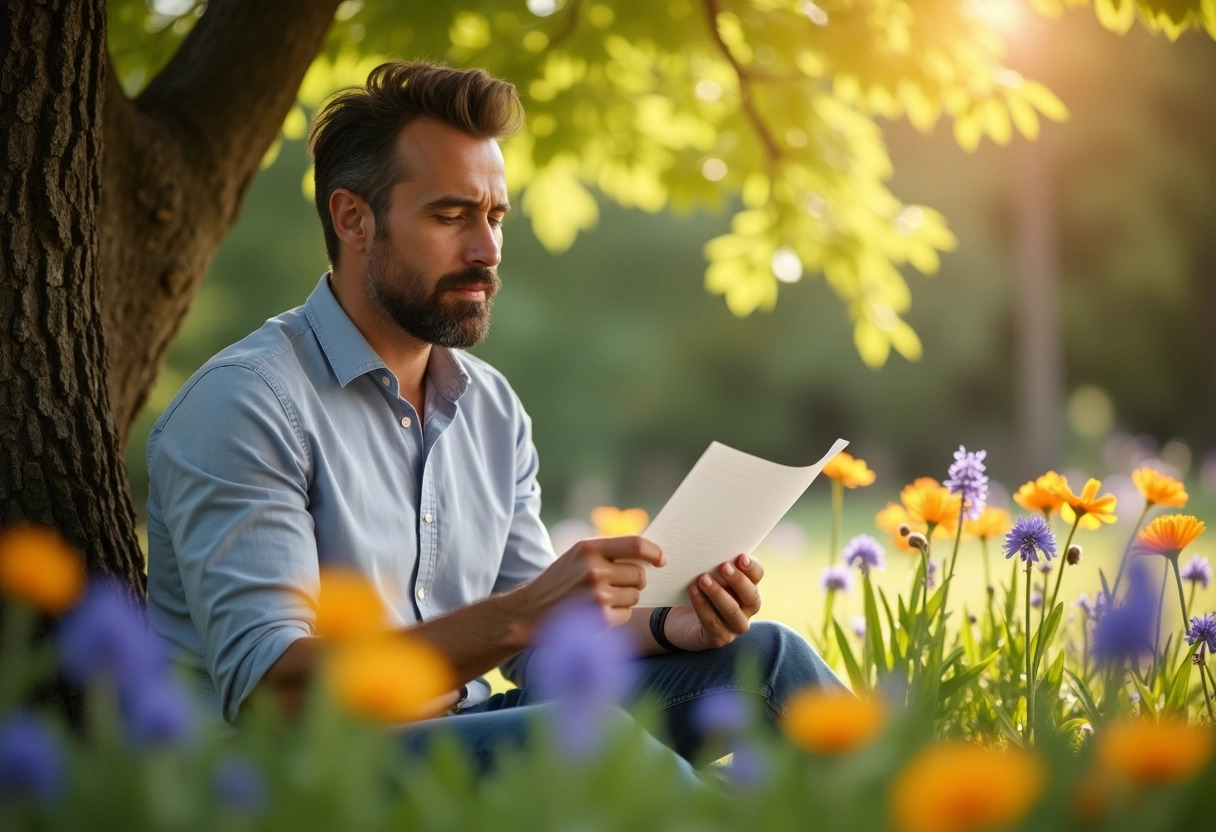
[2,0,340,590]
[1,0,141,585]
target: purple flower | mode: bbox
[1030,591,1043,609]
[530,601,638,760]
[1186,613,1216,652]
[693,690,749,737]
[843,535,885,576]
[945,446,989,521]
[925,559,939,589]
[1092,590,1156,667]
[1181,555,1212,589]
[1003,515,1057,565]
[1037,561,1053,575]
[0,712,64,803]
[820,564,853,593]
[122,677,196,747]
[850,615,866,640]
[57,580,167,690]
[725,741,768,789]
[1074,593,1108,623]
[213,755,267,812]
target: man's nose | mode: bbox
[465,219,502,268]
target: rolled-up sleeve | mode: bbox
[149,365,317,723]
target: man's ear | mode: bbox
[330,188,375,255]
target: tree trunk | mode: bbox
[1,0,340,590]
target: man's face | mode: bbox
[364,117,509,349]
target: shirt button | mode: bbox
[423,512,434,523]
[400,416,412,429]
[380,376,390,387]
[416,586,427,601]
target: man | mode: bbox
[146,61,842,766]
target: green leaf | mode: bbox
[863,574,889,679]
[833,619,868,693]
[1130,670,1158,717]
[960,604,981,665]
[938,649,1001,703]
[1166,639,1203,712]
[1032,602,1064,680]
[1064,667,1103,727]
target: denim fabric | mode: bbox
[401,621,845,771]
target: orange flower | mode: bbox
[876,503,920,551]
[325,633,455,723]
[1053,477,1118,530]
[315,569,391,639]
[1131,468,1188,508]
[1012,471,1067,517]
[0,525,86,614]
[782,689,885,754]
[1095,716,1214,786]
[900,478,961,533]
[823,452,876,489]
[590,506,649,537]
[1133,514,1206,559]
[890,743,1046,832]
[964,507,1011,542]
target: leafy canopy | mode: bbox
[109,0,1216,367]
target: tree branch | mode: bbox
[703,0,782,164]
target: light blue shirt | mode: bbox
[146,275,555,723]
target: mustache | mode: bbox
[435,268,501,294]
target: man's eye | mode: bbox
[435,215,461,224]
[489,216,504,228]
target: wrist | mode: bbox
[649,606,685,653]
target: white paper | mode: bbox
[636,438,850,607]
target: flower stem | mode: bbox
[1188,583,1197,621]
[938,510,966,632]
[1200,646,1216,724]
[1152,559,1169,676]
[1048,516,1081,615]
[830,479,842,564]
[1025,563,1035,745]
[822,586,837,642]
[1110,502,1152,601]
[1170,557,1189,636]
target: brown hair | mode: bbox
[308,62,524,266]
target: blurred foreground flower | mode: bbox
[0,525,85,614]
[823,452,876,488]
[1003,515,1057,565]
[843,534,884,575]
[1053,477,1117,530]
[1012,471,1067,517]
[591,506,649,537]
[57,580,166,691]
[1132,467,1188,508]
[693,689,749,737]
[1091,562,1156,667]
[316,568,391,638]
[944,446,988,521]
[0,712,63,803]
[325,633,454,723]
[531,601,637,760]
[782,689,884,755]
[1096,716,1215,786]
[213,754,268,812]
[890,743,1045,832]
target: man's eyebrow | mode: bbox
[421,195,511,213]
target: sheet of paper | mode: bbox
[636,438,850,607]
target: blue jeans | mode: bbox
[400,621,844,772]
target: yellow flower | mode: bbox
[0,525,86,614]
[1012,471,1067,517]
[890,743,1046,832]
[1053,477,1118,530]
[964,507,1011,542]
[325,633,455,723]
[782,689,885,754]
[1133,515,1206,559]
[1131,467,1188,508]
[823,452,876,488]
[900,478,961,533]
[876,503,921,552]
[315,569,391,639]
[590,506,649,537]
[1095,716,1215,786]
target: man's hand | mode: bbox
[521,536,665,629]
[662,554,764,651]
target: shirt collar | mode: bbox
[305,273,472,401]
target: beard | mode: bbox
[365,235,501,349]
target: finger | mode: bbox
[718,560,762,615]
[597,536,665,567]
[687,580,729,647]
[735,553,764,585]
[591,584,642,611]
[695,572,749,635]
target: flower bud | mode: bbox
[1066,545,1082,565]
[968,613,978,625]
[906,532,928,551]
[897,524,910,538]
